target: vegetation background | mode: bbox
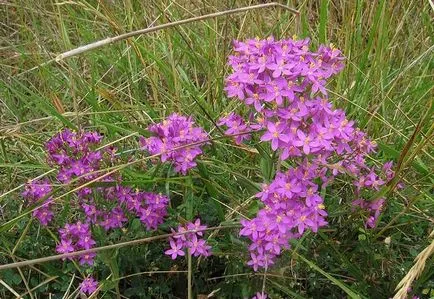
[0,0,433,298]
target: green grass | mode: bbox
[0,0,433,298]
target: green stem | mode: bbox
[186,175,194,299]
[188,249,192,299]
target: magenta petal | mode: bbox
[271,138,279,151]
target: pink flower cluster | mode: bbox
[165,219,211,259]
[22,179,54,225]
[352,162,401,228]
[79,276,98,295]
[45,129,109,184]
[217,112,260,144]
[240,163,328,271]
[140,113,209,174]
[56,221,96,266]
[23,129,170,268]
[352,198,385,229]
[81,186,169,232]
[221,37,396,270]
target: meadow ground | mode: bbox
[0,1,433,298]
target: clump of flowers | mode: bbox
[165,219,211,259]
[240,163,328,271]
[45,129,107,184]
[22,179,54,226]
[79,276,98,295]
[221,36,397,270]
[80,186,170,232]
[140,113,209,174]
[121,190,170,230]
[24,129,170,268]
[217,112,259,144]
[352,197,386,228]
[56,221,96,265]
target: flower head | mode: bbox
[164,219,211,260]
[22,180,54,226]
[140,113,209,174]
[80,277,98,295]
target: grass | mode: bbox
[0,0,433,298]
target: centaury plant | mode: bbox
[0,1,432,299]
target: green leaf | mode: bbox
[319,0,329,44]
[268,279,307,299]
[196,162,218,198]
[100,248,120,295]
[185,176,194,220]
[248,200,260,217]
[378,142,429,175]
[255,144,275,182]
[259,155,275,182]
[101,279,118,291]
[296,253,364,299]
[129,218,142,232]
[3,269,22,286]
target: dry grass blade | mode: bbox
[393,231,434,299]
[18,276,58,298]
[11,257,34,299]
[19,2,298,74]
[0,225,239,271]
[0,279,21,298]
[61,273,75,299]
[114,270,188,281]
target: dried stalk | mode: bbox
[0,225,239,271]
[55,3,298,61]
[187,249,193,299]
[393,231,434,299]
[18,3,298,74]
[19,3,294,70]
